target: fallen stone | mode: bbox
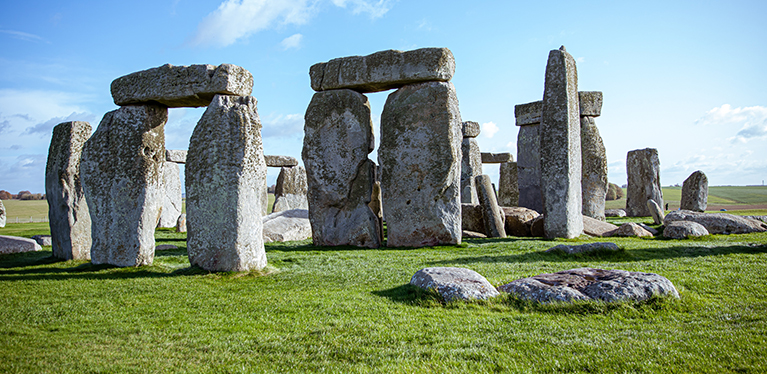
[262,209,312,243]
[272,166,308,213]
[111,63,253,107]
[176,213,187,233]
[663,221,709,239]
[605,209,626,217]
[680,170,708,212]
[582,215,619,237]
[0,235,42,254]
[165,149,187,163]
[546,242,619,255]
[310,48,455,93]
[578,91,603,117]
[461,120,481,138]
[647,199,665,225]
[460,137,481,204]
[158,162,183,228]
[637,223,659,235]
[581,116,608,221]
[476,175,506,238]
[745,215,767,224]
[264,155,299,167]
[410,267,500,302]
[30,235,52,246]
[514,100,542,126]
[498,162,519,207]
[501,206,540,237]
[155,244,178,251]
[498,267,679,303]
[606,222,654,237]
[462,230,487,239]
[481,152,513,164]
[516,123,543,213]
[626,148,664,217]
[663,210,767,235]
[461,204,485,233]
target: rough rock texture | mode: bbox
[264,155,299,167]
[462,120,481,138]
[157,162,183,228]
[498,162,519,207]
[45,121,92,260]
[626,148,663,217]
[176,213,187,233]
[272,166,308,213]
[310,48,455,93]
[578,91,603,117]
[165,149,187,163]
[498,268,679,303]
[540,46,582,239]
[501,206,540,237]
[606,222,654,237]
[515,100,542,126]
[410,267,500,302]
[481,152,513,164]
[546,242,619,255]
[582,215,619,237]
[664,210,767,235]
[31,235,52,246]
[460,137,482,204]
[680,170,708,212]
[745,215,767,224]
[516,123,542,213]
[156,244,178,251]
[380,81,462,247]
[111,63,253,107]
[186,95,267,272]
[81,105,167,267]
[303,89,381,248]
[0,200,5,228]
[530,215,545,237]
[605,209,626,217]
[581,116,608,221]
[262,209,312,243]
[0,235,42,254]
[463,230,487,238]
[475,175,506,238]
[638,223,659,235]
[664,221,709,239]
[461,204,485,233]
[369,181,384,244]
[647,199,665,225]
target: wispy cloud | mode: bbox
[262,113,304,138]
[281,33,303,50]
[331,0,393,18]
[482,122,499,138]
[0,29,47,43]
[695,104,767,143]
[0,120,9,134]
[24,112,96,135]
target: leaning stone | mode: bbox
[165,149,187,163]
[0,200,5,228]
[460,137,481,204]
[501,206,540,237]
[272,166,308,213]
[680,171,708,212]
[264,155,299,167]
[606,222,654,237]
[647,199,665,225]
[540,46,583,239]
[463,230,487,239]
[157,162,183,228]
[498,268,679,303]
[664,221,709,239]
[626,148,664,217]
[380,81,462,247]
[546,242,619,255]
[176,213,187,233]
[663,210,767,235]
[481,152,513,164]
[516,123,543,213]
[514,100,542,126]
[476,175,506,238]
[81,105,167,267]
[262,209,312,243]
[369,181,384,244]
[0,235,42,254]
[461,204,485,233]
[186,95,267,272]
[605,209,626,217]
[582,215,619,237]
[310,48,455,93]
[410,267,500,302]
[461,121,481,138]
[498,162,519,207]
[45,121,92,260]
[303,89,381,248]
[111,63,253,107]
[581,116,608,221]
[31,235,52,246]
[578,91,603,117]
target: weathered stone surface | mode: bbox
[605,209,626,217]
[501,206,540,237]
[498,162,519,207]
[262,209,312,243]
[664,221,709,239]
[157,162,182,228]
[606,222,654,237]
[647,199,665,225]
[45,121,92,260]
[540,46,583,239]
[517,123,543,213]
[578,91,603,117]
[156,244,178,251]
[31,235,52,246]
[0,235,42,254]
[475,175,506,238]
[515,100,542,126]
[81,105,167,267]
[272,166,308,213]
[461,120,481,138]
[546,242,619,255]
[626,148,663,217]
[680,170,708,212]
[111,63,253,107]
[380,81,462,247]
[303,89,381,248]
[165,149,187,163]
[463,230,487,238]
[638,223,659,235]
[582,215,619,237]
[264,155,299,167]
[498,268,679,303]
[664,210,767,235]
[461,204,485,233]
[186,95,267,272]
[460,138,481,204]
[481,152,513,164]
[745,215,767,224]
[581,116,608,221]
[369,181,384,244]
[272,194,308,214]
[310,48,455,93]
[530,215,545,237]
[176,213,186,233]
[0,200,5,228]
[410,267,500,302]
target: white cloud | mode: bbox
[695,104,767,143]
[281,33,303,50]
[24,112,96,135]
[330,0,393,18]
[0,29,47,43]
[482,121,499,138]
[262,113,304,138]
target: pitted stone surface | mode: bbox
[31,235,52,246]
[515,100,542,126]
[461,120,481,138]
[680,170,708,212]
[578,91,603,117]
[0,235,42,254]
[45,121,92,260]
[476,175,506,238]
[460,137,481,204]
[461,204,485,233]
[581,116,608,221]
[501,206,539,237]
[303,89,381,248]
[582,215,619,237]
[262,209,312,243]
[647,199,665,225]
[272,166,308,213]
[481,152,513,164]
[517,123,542,213]
[626,148,663,217]
[410,267,500,302]
[369,181,384,244]
[264,155,300,167]
[546,242,619,255]
[664,210,767,235]
[498,268,679,303]
[310,48,455,93]
[606,222,654,237]
[81,105,167,267]
[111,63,253,107]
[664,221,709,239]
[158,162,183,228]
[186,95,267,272]
[165,149,187,163]
[380,81,462,247]
[498,162,519,207]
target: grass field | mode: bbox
[604,186,767,212]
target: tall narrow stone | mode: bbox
[45,121,93,260]
[186,95,267,271]
[540,46,583,239]
[498,162,519,207]
[680,170,708,212]
[272,166,309,213]
[303,89,381,248]
[515,101,543,213]
[626,148,663,217]
[157,162,183,228]
[380,81,462,247]
[475,175,506,238]
[580,115,608,221]
[0,200,5,228]
[460,121,482,204]
[81,105,167,266]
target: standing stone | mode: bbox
[540,46,583,239]
[157,162,183,228]
[81,105,167,267]
[45,121,92,260]
[581,116,608,221]
[176,213,187,233]
[303,89,381,248]
[380,81,462,247]
[680,170,708,212]
[0,200,5,228]
[515,100,543,213]
[626,148,663,217]
[186,95,267,272]
[272,166,309,213]
[369,181,384,244]
[460,136,482,204]
[475,175,506,238]
[498,162,519,206]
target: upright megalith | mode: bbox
[540,46,583,239]
[579,91,608,221]
[475,175,506,238]
[626,148,663,217]
[303,89,381,248]
[45,121,92,260]
[0,200,5,228]
[498,161,519,207]
[681,170,708,212]
[380,81,462,247]
[515,100,543,213]
[272,165,308,213]
[460,121,482,204]
[81,105,167,267]
[186,95,267,272]
[157,161,183,228]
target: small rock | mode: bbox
[462,230,487,238]
[410,267,500,302]
[0,235,42,254]
[31,235,52,246]
[663,221,709,239]
[606,222,654,237]
[546,242,620,255]
[605,209,626,217]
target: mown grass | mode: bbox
[603,186,767,211]
[1,222,766,373]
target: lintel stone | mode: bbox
[165,149,187,163]
[462,121,481,138]
[578,91,603,117]
[515,101,542,126]
[264,155,299,167]
[481,152,513,164]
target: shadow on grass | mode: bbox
[372,284,443,307]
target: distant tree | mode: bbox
[606,183,624,201]
[267,184,276,194]
[16,190,32,200]
[0,190,11,200]
[20,193,44,200]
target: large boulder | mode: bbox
[0,235,42,254]
[272,166,308,213]
[663,221,709,239]
[262,209,312,243]
[410,267,500,302]
[605,208,626,217]
[501,206,540,237]
[663,210,767,235]
[626,148,663,217]
[582,215,619,237]
[461,204,485,233]
[606,222,654,237]
[680,170,708,212]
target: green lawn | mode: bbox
[1,222,766,372]
[604,186,767,211]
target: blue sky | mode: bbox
[1,0,766,193]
